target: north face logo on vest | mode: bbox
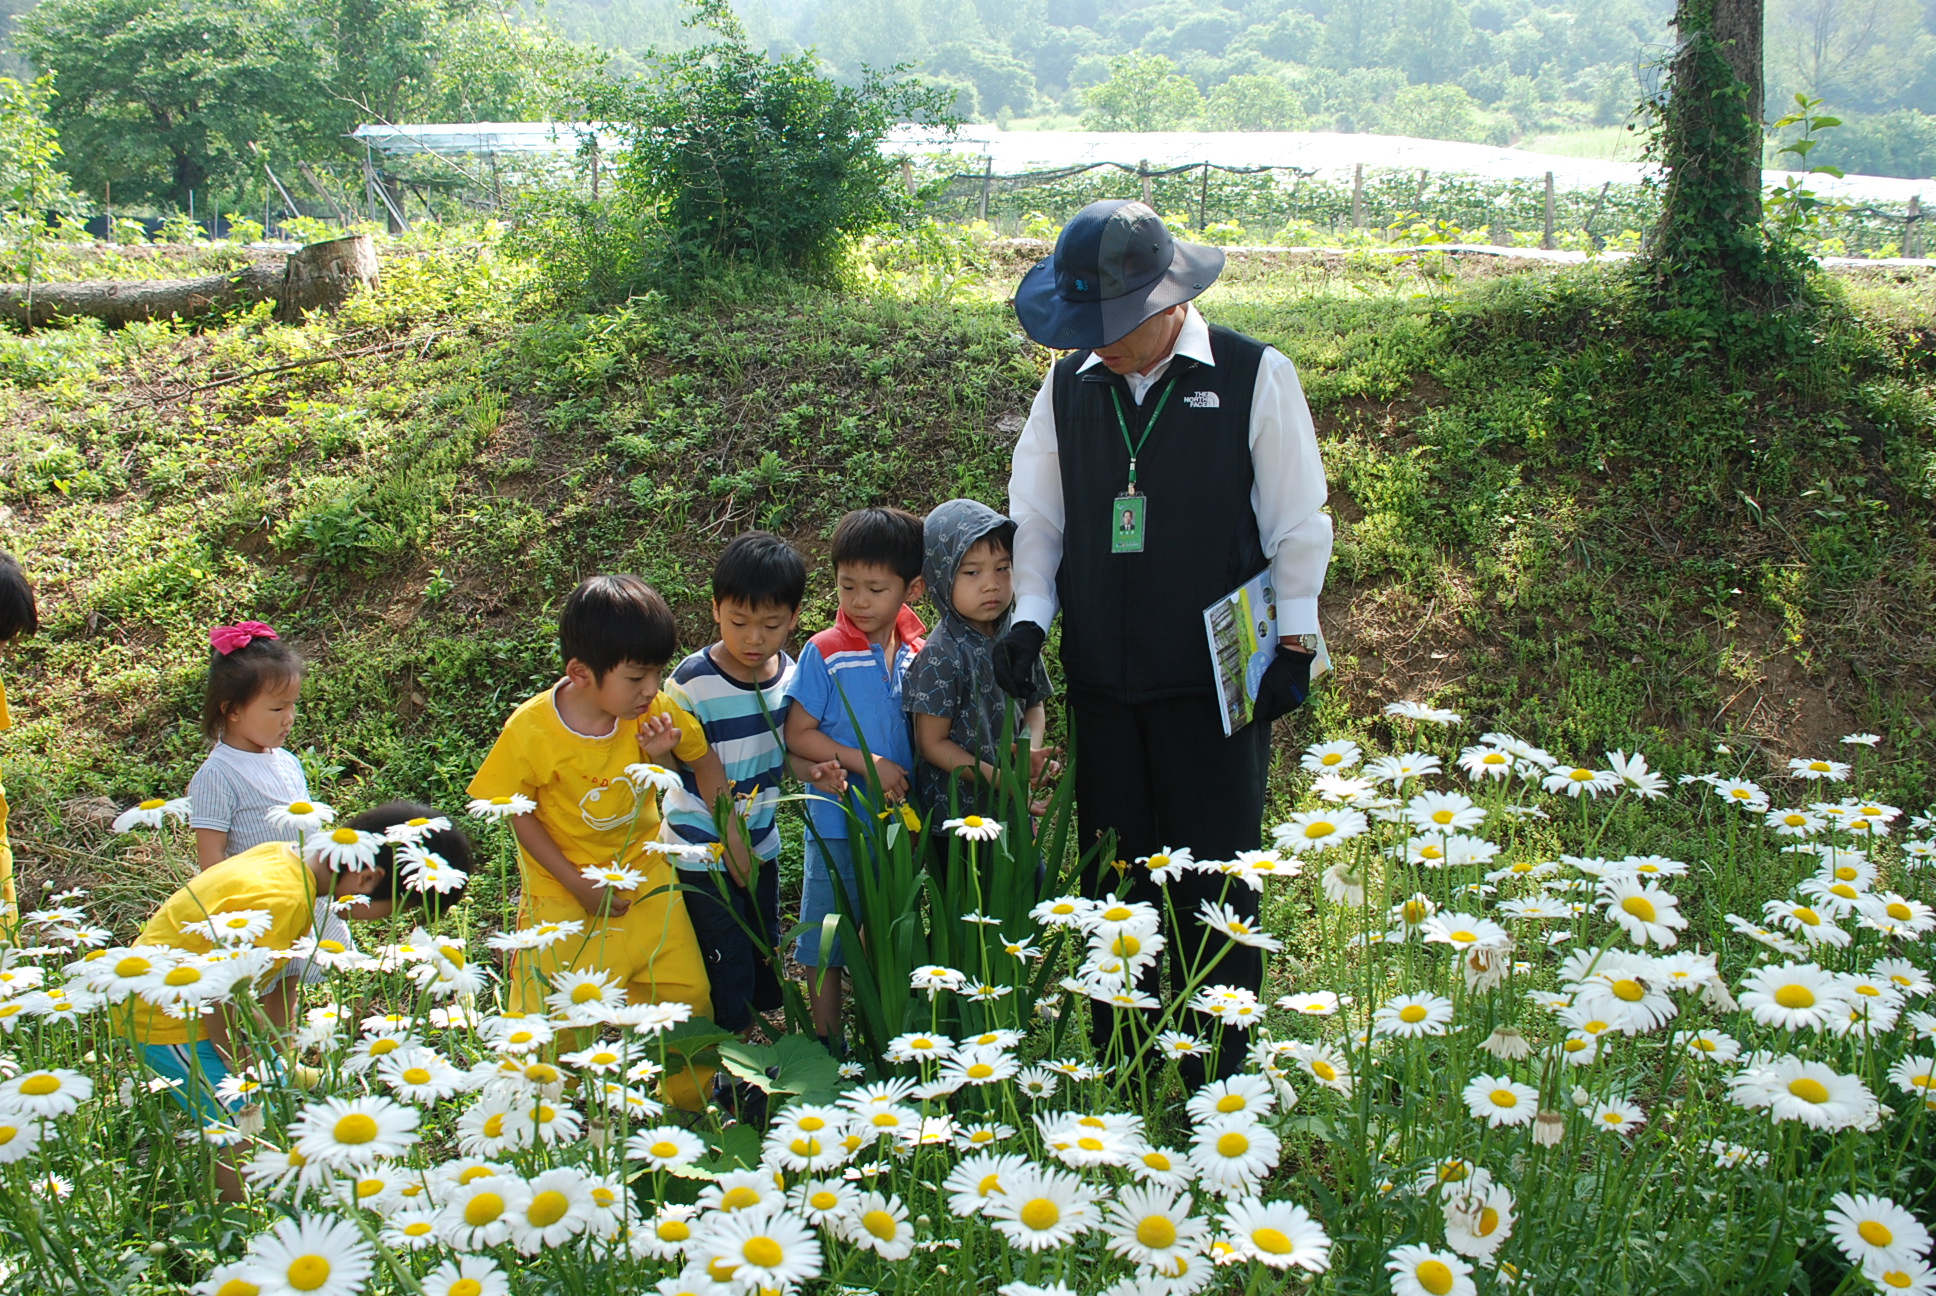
[1182,390,1220,409]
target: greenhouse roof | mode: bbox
[351,123,1934,206]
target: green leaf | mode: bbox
[717,1033,841,1095]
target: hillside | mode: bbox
[2,228,1933,917]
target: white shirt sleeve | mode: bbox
[1008,365,1064,631]
[1248,346,1333,636]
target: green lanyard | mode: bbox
[1107,378,1177,496]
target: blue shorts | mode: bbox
[141,1040,241,1122]
[795,834,860,970]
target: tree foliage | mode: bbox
[508,0,952,303]
[15,0,598,212]
[1080,54,1204,130]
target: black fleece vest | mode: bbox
[1053,323,1268,702]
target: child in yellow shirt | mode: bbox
[0,553,37,923]
[468,574,731,1111]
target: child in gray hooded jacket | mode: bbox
[903,498,1057,824]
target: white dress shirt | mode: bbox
[1007,304,1333,636]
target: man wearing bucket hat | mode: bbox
[997,199,1332,1086]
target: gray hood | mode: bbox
[923,498,1016,629]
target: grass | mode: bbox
[1521,127,1646,163]
[0,224,1932,916]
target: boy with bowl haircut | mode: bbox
[662,532,811,1044]
[468,574,728,1109]
[904,499,1056,824]
[783,507,928,1044]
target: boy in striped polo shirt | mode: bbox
[663,533,817,1062]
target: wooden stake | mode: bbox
[1351,163,1363,228]
[1141,159,1153,209]
[1543,171,1556,250]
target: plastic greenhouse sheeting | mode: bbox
[350,123,1936,206]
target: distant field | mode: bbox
[1521,126,1646,161]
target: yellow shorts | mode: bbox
[509,869,714,1112]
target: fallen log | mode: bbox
[0,234,379,329]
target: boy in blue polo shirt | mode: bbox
[784,507,928,1044]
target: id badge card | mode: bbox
[1111,493,1147,554]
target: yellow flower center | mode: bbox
[1253,1227,1293,1254]
[1449,930,1477,943]
[1421,846,1444,860]
[355,1179,385,1199]
[1775,985,1816,1010]
[1216,1132,1249,1157]
[1417,1260,1456,1295]
[333,1114,378,1145]
[978,1173,1003,1195]
[1571,769,1595,782]
[285,1257,332,1293]
[1312,1061,1337,1081]
[1887,902,1914,921]
[215,1281,260,1296]
[572,983,603,1003]
[527,1190,570,1227]
[962,816,984,828]
[1112,934,1142,958]
[401,1068,432,1086]
[449,1281,483,1296]
[1792,907,1821,926]
[1399,1004,1428,1023]
[810,1190,840,1211]
[1563,1039,1588,1053]
[1142,1152,1172,1171]
[482,1114,505,1138]
[318,940,346,955]
[1101,906,1132,922]
[861,1210,898,1241]
[658,1219,691,1241]
[871,1113,899,1128]
[20,1075,59,1097]
[1137,1216,1177,1249]
[1693,1038,1717,1052]
[369,1039,399,1056]
[1831,884,1860,899]
[720,1187,761,1211]
[1077,1136,1105,1151]
[1215,1094,1246,1113]
[1859,1221,1895,1247]
[465,1192,506,1226]
[330,828,360,845]
[1432,809,1454,824]
[114,956,152,978]
[403,1222,432,1237]
[1477,1207,1500,1236]
[1490,1088,1518,1107]
[288,802,314,815]
[164,967,202,986]
[1019,1199,1060,1231]
[1612,979,1646,1003]
[1787,1078,1831,1104]
[1303,822,1336,839]
[790,1138,821,1157]
[508,1032,533,1045]
[1879,1272,1914,1291]
[1321,752,1343,765]
[524,1064,560,1084]
[1621,896,1657,923]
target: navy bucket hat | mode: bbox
[1012,200,1225,350]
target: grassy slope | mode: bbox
[2,230,1933,925]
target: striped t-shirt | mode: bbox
[187,744,310,853]
[662,647,796,870]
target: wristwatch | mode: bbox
[1290,634,1319,654]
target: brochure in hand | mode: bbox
[1203,570,1331,737]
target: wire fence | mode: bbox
[913,158,1933,258]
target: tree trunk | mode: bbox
[1649,0,1788,304]
[277,234,379,324]
[0,255,285,329]
[0,235,380,329]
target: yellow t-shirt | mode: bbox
[127,842,318,1046]
[467,682,709,900]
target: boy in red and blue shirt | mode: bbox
[783,507,927,1045]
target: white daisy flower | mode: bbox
[1372,992,1454,1038]
[1729,1055,1877,1130]
[0,1068,91,1118]
[421,1254,511,1296]
[1272,808,1369,852]
[984,1166,1098,1249]
[1386,1243,1475,1296]
[112,796,195,833]
[1299,739,1361,773]
[845,1189,916,1259]
[290,1094,420,1167]
[1101,1184,1208,1270]
[1188,1115,1280,1194]
[467,794,536,819]
[303,827,384,873]
[244,1214,374,1296]
[1823,1192,1930,1270]
[943,814,1003,841]
[1586,1097,1645,1135]
[1461,1074,1538,1127]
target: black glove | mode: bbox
[992,621,1046,698]
[1254,649,1313,727]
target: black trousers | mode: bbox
[1069,688,1270,1087]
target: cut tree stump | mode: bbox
[277,234,378,324]
[0,234,379,329]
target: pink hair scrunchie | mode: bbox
[210,621,279,656]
